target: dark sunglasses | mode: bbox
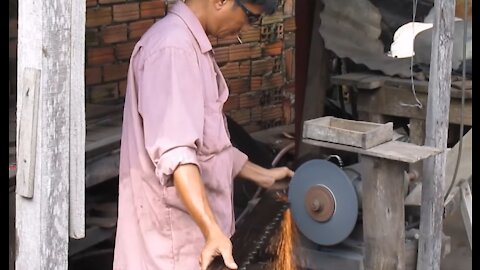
[235,0,262,24]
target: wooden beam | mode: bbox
[15,0,85,269]
[417,0,456,269]
[69,0,86,239]
[360,156,408,270]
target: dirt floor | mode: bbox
[440,203,472,270]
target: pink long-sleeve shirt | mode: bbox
[113,2,248,269]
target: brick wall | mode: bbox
[10,0,295,132]
[85,0,295,132]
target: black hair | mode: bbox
[244,0,278,15]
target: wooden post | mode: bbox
[297,0,330,159]
[15,0,85,269]
[360,156,408,270]
[417,0,456,269]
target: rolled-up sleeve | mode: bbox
[138,47,204,185]
[231,146,248,177]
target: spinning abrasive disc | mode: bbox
[288,159,358,246]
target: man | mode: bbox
[113,0,294,269]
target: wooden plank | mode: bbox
[383,77,472,99]
[69,0,86,240]
[303,116,393,149]
[417,0,456,268]
[330,72,386,90]
[15,0,45,267]
[360,156,407,270]
[409,118,426,181]
[16,68,40,198]
[15,0,85,268]
[303,139,441,164]
[356,86,472,126]
[451,80,472,90]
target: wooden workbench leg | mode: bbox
[409,119,425,181]
[360,155,408,270]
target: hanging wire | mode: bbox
[444,0,468,203]
[400,0,423,109]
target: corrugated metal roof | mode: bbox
[319,0,412,77]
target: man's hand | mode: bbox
[200,227,238,270]
[173,164,237,270]
[257,166,294,188]
[237,161,294,189]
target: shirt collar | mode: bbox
[169,1,213,53]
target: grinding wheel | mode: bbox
[288,159,358,246]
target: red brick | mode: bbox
[240,27,260,43]
[115,41,136,60]
[261,12,284,25]
[284,48,295,81]
[282,99,293,124]
[229,109,250,125]
[223,95,239,111]
[263,41,283,56]
[102,24,128,44]
[140,0,166,19]
[227,78,250,94]
[239,93,261,108]
[119,80,128,97]
[238,61,250,77]
[86,7,112,27]
[262,72,284,90]
[85,67,102,85]
[103,63,129,82]
[261,105,283,121]
[284,32,295,48]
[250,76,262,91]
[89,83,119,103]
[250,46,262,59]
[99,0,125,4]
[129,19,154,39]
[220,62,239,79]
[285,81,295,94]
[9,19,17,39]
[86,29,100,46]
[213,46,229,63]
[217,34,239,46]
[229,44,251,61]
[251,58,274,75]
[284,17,296,32]
[220,61,250,79]
[250,107,262,121]
[113,3,139,22]
[87,47,115,65]
[86,0,98,7]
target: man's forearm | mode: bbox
[237,161,294,189]
[237,161,269,184]
[173,164,221,238]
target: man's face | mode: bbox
[211,0,263,38]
